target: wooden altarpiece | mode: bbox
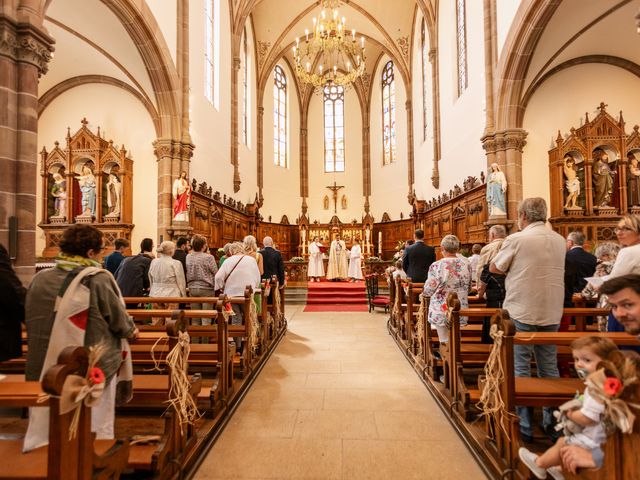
[306,215,373,257]
[548,103,640,241]
[39,119,134,258]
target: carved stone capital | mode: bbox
[0,17,54,75]
[481,134,497,154]
[233,168,241,193]
[503,129,528,152]
[428,48,437,64]
[179,142,195,161]
[152,138,176,160]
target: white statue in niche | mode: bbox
[51,173,67,219]
[77,163,97,217]
[105,167,122,218]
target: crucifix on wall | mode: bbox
[326,181,344,214]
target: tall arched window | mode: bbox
[242,27,249,146]
[324,84,345,173]
[456,0,468,96]
[204,0,219,107]
[421,20,428,141]
[382,61,396,165]
[273,65,287,168]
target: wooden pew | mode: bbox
[402,280,425,359]
[442,295,612,421]
[486,311,640,478]
[0,346,129,480]
[125,290,255,377]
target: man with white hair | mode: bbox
[260,236,285,286]
[491,197,566,443]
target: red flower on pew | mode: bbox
[89,367,105,385]
[604,377,622,397]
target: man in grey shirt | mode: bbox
[491,197,566,442]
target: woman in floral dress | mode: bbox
[422,234,472,344]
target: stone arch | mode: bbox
[494,0,562,131]
[42,0,182,139]
[38,75,161,135]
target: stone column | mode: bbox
[153,138,175,242]
[362,124,371,197]
[405,99,414,192]
[429,48,441,188]
[231,55,241,192]
[300,125,308,197]
[0,15,53,281]
[502,129,527,220]
[256,105,264,203]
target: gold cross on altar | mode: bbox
[326,181,344,214]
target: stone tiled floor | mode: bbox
[195,306,487,479]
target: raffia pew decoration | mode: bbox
[273,284,283,325]
[586,352,640,435]
[415,294,427,357]
[39,344,107,440]
[165,330,201,433]
[475,323,517,441]
[392,285,402,326]
[248,296,260,355]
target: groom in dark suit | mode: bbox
[402,229,436,283]
[564,231,597,307]
[260,236,285,286]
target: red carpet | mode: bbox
[303,280,368,312]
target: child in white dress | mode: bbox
[519,336,618,480]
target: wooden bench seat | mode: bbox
[514,377,583,406]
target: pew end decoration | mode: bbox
[476,310,518,442]
[165,311,202,433]
[587,350,640,436]
[41,344,107,440]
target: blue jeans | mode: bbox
[513,319,559,438]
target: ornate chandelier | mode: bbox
[293,0,366,90]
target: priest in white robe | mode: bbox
[326,234,348,281]
[308,236,325,282]
[348,239,364,281]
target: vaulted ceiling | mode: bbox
[244,0,433,101]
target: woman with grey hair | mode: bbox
[148,241,186,324]
[422,234,472,346]
[149,241,187,298]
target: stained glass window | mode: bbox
[421,20,428,141]
[242,27,249,146]
[324,84,345,173]
[204,0,215,105]
[456,0,468,95]
[382,61,396,165]
[273,65,287,168]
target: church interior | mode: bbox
[2,0,640,478]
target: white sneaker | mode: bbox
[518,447,547,479]
[547,466,565,480]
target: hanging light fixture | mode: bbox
[293,0,366,90]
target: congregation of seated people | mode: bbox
[384,197,640,478]
[0,225,286,461]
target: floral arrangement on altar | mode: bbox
[289,256,306,263]
[365,256,383,263]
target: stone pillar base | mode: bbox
[167,221,193,241]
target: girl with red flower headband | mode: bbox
[519,336,618,479]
